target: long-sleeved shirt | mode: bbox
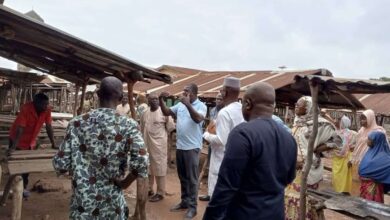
[203,118,297,220]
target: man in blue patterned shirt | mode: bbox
[53,76,148,220]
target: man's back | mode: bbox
[53,108,147,219]
[204,118,297,220]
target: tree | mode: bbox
[370,76,390,81]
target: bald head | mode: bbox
[242,82,275,121]
[97,76,123,103]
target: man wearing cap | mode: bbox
[202,77,244,201]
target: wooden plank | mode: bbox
[8,153,55,161]
[8,159,54,175]
[9,149,57,155]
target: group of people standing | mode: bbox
[10,74,390,220]
[333,109,390,204]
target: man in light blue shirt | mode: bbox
[159,83,207,220]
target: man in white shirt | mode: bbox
[202,77,244,201]
[116,96,130,116]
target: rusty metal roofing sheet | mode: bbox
[0,5,171,84]
[355,93,390,116]
[295,75,390,94]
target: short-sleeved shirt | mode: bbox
[170,99,207,150]
[9,102,52,150]
[53,108,148,219]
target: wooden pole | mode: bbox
[78,81,88,114]
[11,176,23,220]
[73,84,80,116]
[299,80,319,220]
[284,105,289,123]
[127,80,137,119]
[58,87,63,113]
[352,109,358,131]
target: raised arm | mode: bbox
[159,92,175,117]
[183,101,205,124]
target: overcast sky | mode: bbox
[1,0,389,79]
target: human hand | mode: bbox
[207,121,216,134]
[159,91,170,99]
[179,94,190,106]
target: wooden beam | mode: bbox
[8,159,55,175]
[299,80,319,220]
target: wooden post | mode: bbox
[73,84,80,116]
[352,109,358,131]
[127,80,137,119]
[0,164,2,193]
[299,80,319,220]
[78,81,88,114]
[379,115,385,126]
[284,105,289,123]
[58,87,63,113]
[11,175,23,220]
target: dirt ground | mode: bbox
[0,166,389,220]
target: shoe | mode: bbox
[170,203,188,212]
[148,190,154,197]
[184,209,197,220]
[198,195,210,201]
[23,189,31,198]
[149,194,164,202]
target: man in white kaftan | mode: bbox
[140,93,175,202]
[203,77,244,199]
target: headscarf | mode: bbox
[293,96,313,127]
[339,115,351,130]
[336,115,356,157]
[351,109,386,164]
[359,131,390,184]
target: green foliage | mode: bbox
[370,76,390,81]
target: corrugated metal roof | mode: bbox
[355,93,390,116]
[134,66,330,99]
[0,5,171,84]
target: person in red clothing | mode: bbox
[8,93,56,197]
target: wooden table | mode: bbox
[0,149,57,220]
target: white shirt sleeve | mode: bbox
[215,110,231,147]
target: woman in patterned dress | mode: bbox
[284,96,342,220]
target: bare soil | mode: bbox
[0,166,388,220]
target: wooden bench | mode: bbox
[308,189,390,220]
[0,149,56,220]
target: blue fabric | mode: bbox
[272,115,291,133]
[170,99,207,150]
[359,131,390,184]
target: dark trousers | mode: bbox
[176,148,200,210]
[9,139,30,189]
